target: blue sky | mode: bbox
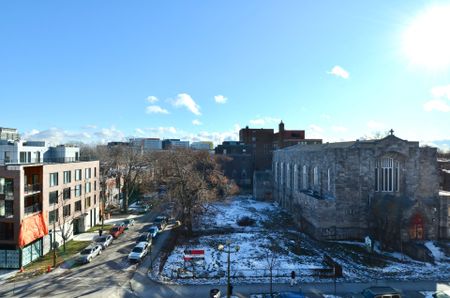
[1,1,450,150]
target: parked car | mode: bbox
[148,225,159,238]
[136,232,152,244]
[350,286,402,298]
[128,242,150,262]
[95,234,114,249]
[433,291,450,298]
[129,201,150,214]
[154,215,168,229]
[123,218,135,229]
[77,244,102,264]
[110,225,125,238]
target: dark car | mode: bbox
[95,234,114,249]
[154,215,168,229]
[136,233,152,244]
[123,219,135,229]
[351,286,402,298]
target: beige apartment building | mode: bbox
[0,160,100,268]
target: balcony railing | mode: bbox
[24,203,42,215]
[24,184,42,194]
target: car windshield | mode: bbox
[138,236,146,241]
[96,237,106,242]
[149,227,157,232]
[124,220,130,224]
[132,247,143,253]
[81,249,92,255]
[112,227,119,231]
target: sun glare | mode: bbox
[402,5,450,70]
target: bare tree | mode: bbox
[56,194,74,253]
[158,149,231,236]
[260,242,281,298]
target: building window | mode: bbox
[286,163,291,188]
[63,171,71,184]
[63,204,71,217]
[94,194,97,205]
[293,165,298,191]
[94,167,97,177]
[302,165,308,189]
[0,200,13,217]
[375,158,400,192]
[0,222,14,240]
[94,181,97,191]
[49,190,58,205]
[85,182,91,194]
[85,168,91,179]
[75,200,82,212]
[49,209,59,224]
[327,168,331,192]
[63,187,71,200]
[75,184,82,197]
[313,167,319,186]
[75,169,82,181]
[274,162,278,183]
[280,163,284,185]
[85,196,91,208]
[49,173,59,187]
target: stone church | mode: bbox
[273,132,444,245]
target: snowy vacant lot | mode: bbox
[158,196,450,284]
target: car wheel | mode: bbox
[87,258,92,263]
[99,250,102,255]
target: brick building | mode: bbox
[239,121,322,185]
[215,141,253,187]
[0,160,100,268]
[273,132,445,244]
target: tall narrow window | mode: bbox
[327,168,331,192]
[375,158,400,192]
[286,163,291,188]
[280,163,284,185]
[313,167,319,186]
[293,165,298,191]
[49,173,59,187]
[63,171,71,184]
[302,165,308,189]
[274,162,278,183]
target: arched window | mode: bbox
[286,163,291,188]
[313,167,319,186]
[375,157,400,192]
[302,165,308,189]
[293,165,298,191]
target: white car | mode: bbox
[78,244,102,264]
[128,242,149,262]
[95,234,114,249]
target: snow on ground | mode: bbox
[159,196,450,285]
[425,241,446,262]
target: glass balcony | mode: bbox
[24,203,42,216]
[24,184,41,195]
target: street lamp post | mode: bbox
[218,240,239,298]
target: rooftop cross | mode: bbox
[389,129,394,135]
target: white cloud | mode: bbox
[424,85,450,112]
[249,117,280,126]
[214,95,228,104]
[431,85,450,99]
[172,93,201,115]
[83,124,97,129]
[146,96,159,103]
[327,65,350,79]
[331,125,348,132]
[146,105,169,114]
[309,124,324,133]
[367,120,387,130]
[423,99,450,112]
[192,119,202,126]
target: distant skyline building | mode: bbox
[191,141,213,151]
[0,128,20,142]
